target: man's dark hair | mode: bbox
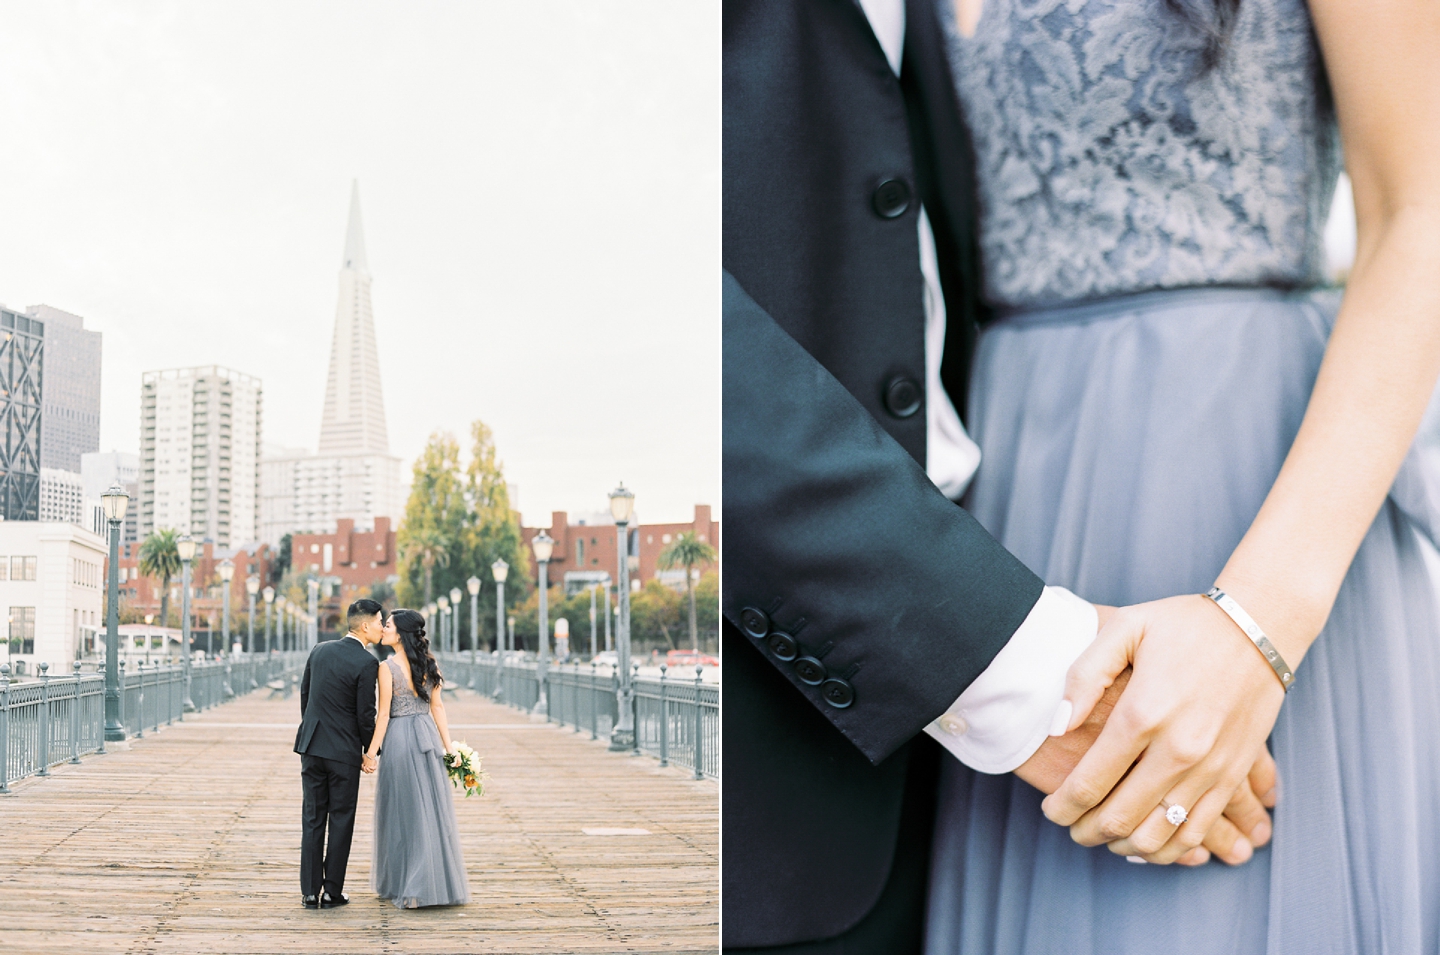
[347,598,384,634]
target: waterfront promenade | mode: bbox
[0,688,718,954]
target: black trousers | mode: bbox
[725,742,939,955]
[300,754,362,898]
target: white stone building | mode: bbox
[140,366,262,547]
[38,467,85,525]
[259,182,402,544]
[0,521,106,674]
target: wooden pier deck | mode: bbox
[0,688,718,954]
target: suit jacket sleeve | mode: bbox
[723,271,1044,765]
[300,655,311,718]
[356,656,378,751]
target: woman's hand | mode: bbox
[1040,595,1286,864]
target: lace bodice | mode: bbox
[386,657,432,717]
[940,0,1340,307]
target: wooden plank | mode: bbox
[0,688,718,954]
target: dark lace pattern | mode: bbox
[939,0,1340,307]
[386,657,431,717]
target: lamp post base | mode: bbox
[183,698,196,713]
[608,729,635,752]
[531,692,548,718]
[103,721,127,743]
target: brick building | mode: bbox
[290,517,399,629]
[110,539,276,637]
[520,505,718,593]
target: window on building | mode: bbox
[8,606,35,654]
[0,558,9,581]
[12,556,36,581]
[662,534,672,544]
[576,540,584,564]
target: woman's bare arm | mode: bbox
[1043,0,1440,862]
[430,683,455,754]
[366,662,393,763]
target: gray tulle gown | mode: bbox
[371,658,471,909]
[925,0,1440,953]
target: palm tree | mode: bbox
[658,532,718,653]
[402,527,451,605]
[139,529,182,629]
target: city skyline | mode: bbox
[0,3,720,526]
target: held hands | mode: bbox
[362,753,378,774]
[1043,596,1286,864]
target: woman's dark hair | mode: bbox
[390,608,442,703]
[1165,0,1241,71]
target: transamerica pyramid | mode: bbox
[318,181,390,455]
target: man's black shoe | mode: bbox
[302,895,321,909]
[321,891,350,908]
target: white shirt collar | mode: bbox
[344,632,367,647]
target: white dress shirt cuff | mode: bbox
[924,586,1097,774]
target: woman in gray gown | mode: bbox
[366,609,471,909]
[926,0,1440,952]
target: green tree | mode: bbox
[270,533,292,587]
[694,570,718,654]
[395,421,531,650]
[630,579,684,653]
[658,531,717,652]
[138,529,181,629]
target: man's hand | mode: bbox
[361,754,378,774]
[1040,595,1286,865]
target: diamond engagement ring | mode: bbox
[1162,801,1189,826]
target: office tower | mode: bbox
[140,366,262,546]
[260,182,401,544]
[28,305,101,473]
[0,306,44,520]
[38,468,85,525]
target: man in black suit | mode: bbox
[722,1,1116,951]
[294,598,383,909]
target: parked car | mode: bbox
[664,650,720,668]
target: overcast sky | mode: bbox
[0,1,719,526]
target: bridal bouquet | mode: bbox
[443,741,485,797]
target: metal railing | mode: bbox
[439,652,718,780]
[1,652,307,792]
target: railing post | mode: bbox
[70,661,83,764]
[658,664,669,767]
[137,662,147,738]
[37,662,51,776]
[631,663,640,756]
[694,665,704,780]
[590,661,599,740]
[0,664,11,792]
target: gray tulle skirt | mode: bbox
[371,713,471,909]
[925,287,1440,955]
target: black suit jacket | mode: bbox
[294,637,379,768]
[722,0,1044,947]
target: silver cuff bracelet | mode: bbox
[1204,586,1295,693]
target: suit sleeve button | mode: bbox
[884,376,923,418]
[872,178,912,218]
[821,678,855,708]
[793,656,828,685]
[739,607,770,640]
[766,632,798,661]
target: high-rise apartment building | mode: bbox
[0,306,44,521]
[28,305,101,473]
[260,182,402,544]
[140,366,262,546]
[38,468,85,525]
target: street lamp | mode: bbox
[307,578,319,650]
[101,485,129,743]
[589,583,598,659]
[531,530,554,716]
[608,482,635,751]
[262,585,275,654]
[449,587,463,655]
[176,535,198,714]
[491,560,508,701]
[466,576,481,676]
[437,596,450,657]
[244,575,260,688]
[218,559,234,655]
